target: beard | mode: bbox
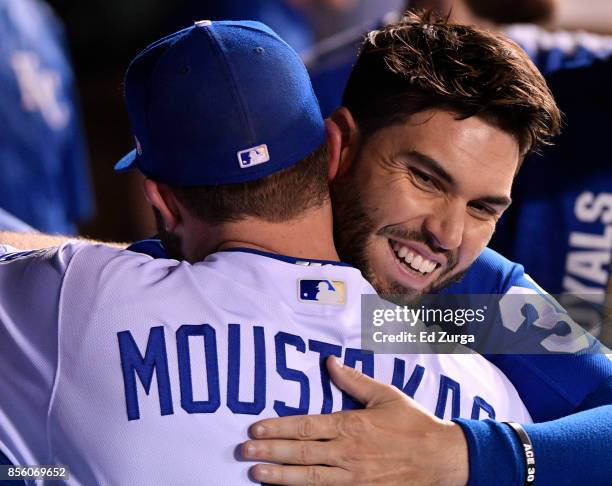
[153,208,185,261]
[331,173,468,297]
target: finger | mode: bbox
[250,413,340,440]
[242,439,339,466]
[326,356,403,407]
[250,464,352,486]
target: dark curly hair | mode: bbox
[342,10,561,157]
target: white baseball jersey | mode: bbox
[0,243,531,485]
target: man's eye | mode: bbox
[412,169,434,186]
[470,202,497,216]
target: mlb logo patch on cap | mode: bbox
[238,144,270,169]
[298,279,346,305]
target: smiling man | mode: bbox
[331,110,517,296]
[327,17,556,298]
[242,13,612,486]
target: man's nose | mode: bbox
[422,200,465,251]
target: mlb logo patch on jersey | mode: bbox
[298,279,346,305]
[237,144,270,168]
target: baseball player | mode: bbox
[306,0,612,320]
[120,13,611,485]
[0,0,93,234]
[238,12,610,485]
[0,20,534,485]
[221,5,612,485]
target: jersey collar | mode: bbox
[127,239,353,268]
[221,247,353,267]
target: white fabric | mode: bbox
[0,243,531,485]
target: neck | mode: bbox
[192,202,340,262]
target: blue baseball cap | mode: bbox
[114,20,325,185]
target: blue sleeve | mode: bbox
[440,247,518,295]
[481,258,612,421]
[485,354,612,422]
[446,248,612,421]
[455,404,612,486]
[449,249,612,484]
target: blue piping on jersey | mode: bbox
[221,247,353,267]
[126,239,354,267]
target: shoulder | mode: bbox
[66,241,181,278]
[0,240,175,280]
[442,247,531,294]
[0,240,84,266]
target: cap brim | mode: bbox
[114,149,138,172]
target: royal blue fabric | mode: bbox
[456,404,612,486]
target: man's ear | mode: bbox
[326,107,361,181]
[143,179,182,232]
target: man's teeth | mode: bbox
[392,243,437,274]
